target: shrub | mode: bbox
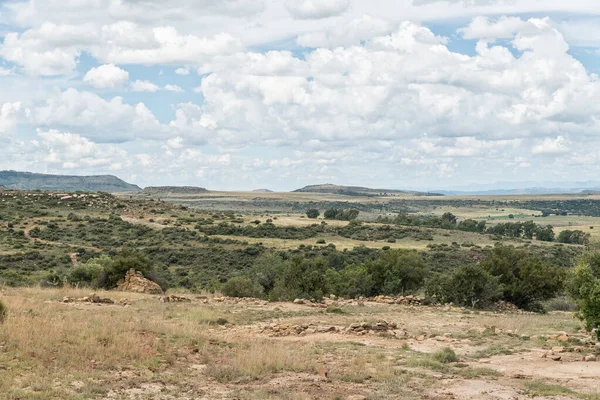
[306,209,320,219]
[0,299,6,323]
[481,246,565,311]
[67,257,109,287]
[432,348,458,363]
[367,249,429,295]
[426,264,501,309]
[222,276,264,298]
[569,257,600,340]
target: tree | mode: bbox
[558,230,590,245]
[249,254,290,294]
[367,249,429,295]
[536,225,555,242]
[222,276,264,298]
[426,264,501,309]
[442,212,457,225]
[306,209,320,219]
[68,256,111,287]
[481,246,565,310]
[569,260,600,340]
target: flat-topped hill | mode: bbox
[0,170,141,193]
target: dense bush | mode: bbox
[222,276,264,298]
[306,209,320,219]
[366,249,429,295]
[557,230,590,245]
[426,264,501,309]
[481,246,565,311]
[324,209,360,221]
[569,255,600,339]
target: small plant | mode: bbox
[0,299,7,323]
[432,348,458,364]
[316,239,326,244]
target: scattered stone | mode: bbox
[551,356,562,361]
[160,295,192,303]
[61,293,115,304]
[117,269,164,295]
[584,355,597,362]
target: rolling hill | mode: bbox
[0,171,141,192]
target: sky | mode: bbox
[1,0,600,191]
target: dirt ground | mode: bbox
[1,288,599,400]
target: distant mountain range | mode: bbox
[253,189,274,193]
[0,171,141,193]
[433,181,600,196]
[294,184,442,196]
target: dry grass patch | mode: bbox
[206,340,317,383]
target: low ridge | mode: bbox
[293,184,441,197]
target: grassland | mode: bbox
[1,188,600,398]
[1,287,599,400]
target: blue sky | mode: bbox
[1,0,600,191]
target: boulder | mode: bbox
[117,269,164,295]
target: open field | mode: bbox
[1,287,599,400]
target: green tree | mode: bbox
[426,265,500,308]
[569,259,600,340]
[442,212,457,225]
[536,225,555,242]
[249,254,290,294]
[306,209,320,219]
[68,256,111,287]
[482,246,565,310]
[222,276,264,298]
[325,264,373,298]
[367,249,428,295]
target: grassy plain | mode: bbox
[1,287,599,400]
[2,189,600,398]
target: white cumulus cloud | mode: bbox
[285,0,350,19]
[83,64,129,89]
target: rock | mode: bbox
[595,343,600,352]
[557,335,569,342]
[160,295,191,303]
[551,356,562,361]
[117,269,164,295]
[293,299,305,305]
[584,355,597,362]
[551,346,566,353]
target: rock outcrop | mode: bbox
[117,269,164,295]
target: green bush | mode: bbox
[367,249,429,295]
[222,276,264,298]
[67,256,110,287]
[432,348,458,363]
[0,299,7,323]
[426,264,501,309]
[569,257,600,340]
[306,209,320,219]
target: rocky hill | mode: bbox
[0,171,141,192]
[293,184,441,197]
